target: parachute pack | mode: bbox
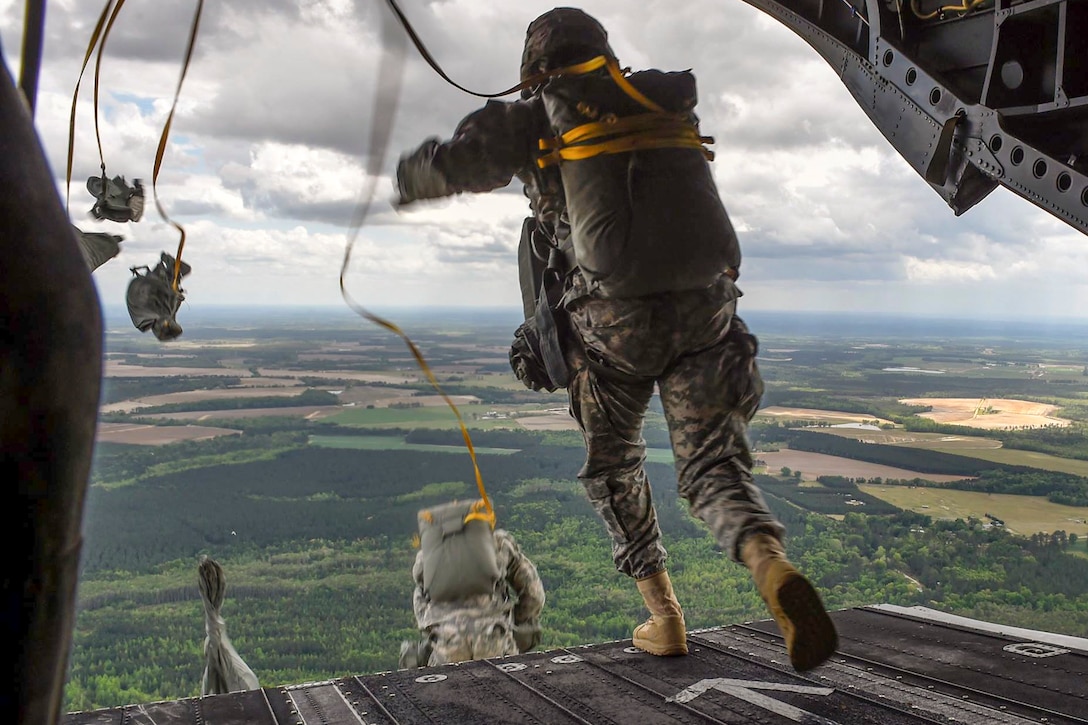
[126,252,191,342]
[417,499,501,603]
[534,55,741,299]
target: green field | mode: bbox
[328,405,519,429]
[812,427,1088,476]
[859,484,1088,536]
[925,446,1088,477]
[308,434,520,455]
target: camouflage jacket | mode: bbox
[412,528,545,633]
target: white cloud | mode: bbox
[3,0,1086,325]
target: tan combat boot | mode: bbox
[632,570,688,656]
[742,533,838,671]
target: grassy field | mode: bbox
[329,405,517,429]
[811,428,1088,476]
[308,434,520,455]
[924,446,1088,477]
[858,484,1088,537]
[756,449,970,483]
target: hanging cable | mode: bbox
[64,0,118,213]
[339,2,495,523]
[151,0,204,292]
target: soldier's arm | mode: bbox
[496,530,545,652]
[395,99,539,206]
[497,530,545,624]
[411,550,427,627]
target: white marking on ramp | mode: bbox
[668,679,836,722]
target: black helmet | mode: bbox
[520,8,613,98]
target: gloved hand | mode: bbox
[395,138,451,206]
[398,635,433,669]
[513,622,541,653]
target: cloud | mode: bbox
[3,0,1085,323]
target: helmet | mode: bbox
[520,8,613,98]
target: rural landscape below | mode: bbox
[68,305,1088,713]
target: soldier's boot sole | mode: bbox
[765,564,838,672]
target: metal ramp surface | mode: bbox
[63,605,1088,724]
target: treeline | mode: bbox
[89,430,309,485]
[80,445,591,575]
[760,391,929,421]
[100,376,245,405]
[903,417,1088,459]
[780,428,1088,505]
[107,388,340,415]
[65,483,1088,712]
[758,475,901,515]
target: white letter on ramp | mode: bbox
[668,679,836,722]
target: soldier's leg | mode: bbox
[660,311,837,672]
[566,356,663,578]
[566,297,683,655]
[658,314,782,561]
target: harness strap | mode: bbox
[537,112,714,167]
[534,55,714,168]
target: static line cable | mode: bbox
[836,0,870,26]
[64,0,117,212]
[152,0,204,292]
[339,3,494,523]
[381,0,525,98]
[90,0,128,180]
[382,0,632,101]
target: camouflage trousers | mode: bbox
[565,274,785,579]
[427,615,519,666]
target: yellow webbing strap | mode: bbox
[338,285,496,527]
[538,112,684,148]
[64,0,124,213]
[151,0,204,293]
[538,131,713,167]
[463,498,496,528]
[536,112,714,167]
[603,58,663,112]
[534,56,714,168]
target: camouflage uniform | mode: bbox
[410,529,545,666]
[396,43,785,582]
[564,273,783,578]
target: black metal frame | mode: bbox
[739,0,1088,234]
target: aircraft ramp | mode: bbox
[63,604,1088,724]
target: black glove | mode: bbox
[396,139,451,206]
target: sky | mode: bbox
[3,0,1087,322]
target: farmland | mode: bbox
[859,485,1088,537]
[68,306,1088,711]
